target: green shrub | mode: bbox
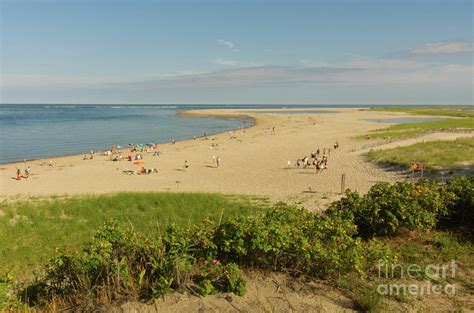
[195,261,246,296]
[13,177,472,309]
[442,176,474,235]
[15,204,368,308]
[361,239,395,274]
[18,221,200,306]
[328,180,450,238]
[210,203,363,277]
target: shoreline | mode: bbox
[0,110,257,166]
[2,107,349,167]
[3,105,469,166]
[0,107,441,208]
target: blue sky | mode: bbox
[1,0,472,105]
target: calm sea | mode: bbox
[0,104,258,164]
[0,103,403,164]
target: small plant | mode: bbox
[353,289,384,313]
[195,261,246,296]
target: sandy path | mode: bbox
[0,108,443,209]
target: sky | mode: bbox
[0,0,473,105]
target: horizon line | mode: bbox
[1,103,473,106]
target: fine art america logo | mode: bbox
[377,260,457,296]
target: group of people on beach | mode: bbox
[83,154,94,160]
[122,167,159,175]
[15,166,31,180]
[82,150,95,160]
[294,142,339,172]
[15,133,229,183]
[125,153,142,162]
[183,155,221,170]
[212,155,221,168]
[105,144,161,162]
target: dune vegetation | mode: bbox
[367,138,474,172]
[359,107,473,175]
[364,105,474,118]
[357,106,474,141]
[360,118,474,141]
[0,192,265,277]
[2,177,473,312]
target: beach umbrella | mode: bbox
[116,145,123,149]
[146,142,155,147]
[133,161,145,165]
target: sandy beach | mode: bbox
[1,107,460,209]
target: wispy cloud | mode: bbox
[114,58,472,91]
[213,58,262,67]
[407,40,472,55]
[300,58,472,84]
[302,58,422,70]
[217,39,239,51]
[112,64,362,90]
[3,59,472,95]
[213,58,238,66]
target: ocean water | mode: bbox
[0,105,255,164]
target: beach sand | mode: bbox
[1,108,453,210]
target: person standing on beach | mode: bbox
[24,166,31,178]
[16,169,21,180]
[216,157,220,168]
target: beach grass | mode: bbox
[0,282,7,308]
[364,105,474,118]
[0,192,264,277]
[359,118,474,140]
[356,106,474,141]
[367,138,474,171]
[340,230,474,312]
